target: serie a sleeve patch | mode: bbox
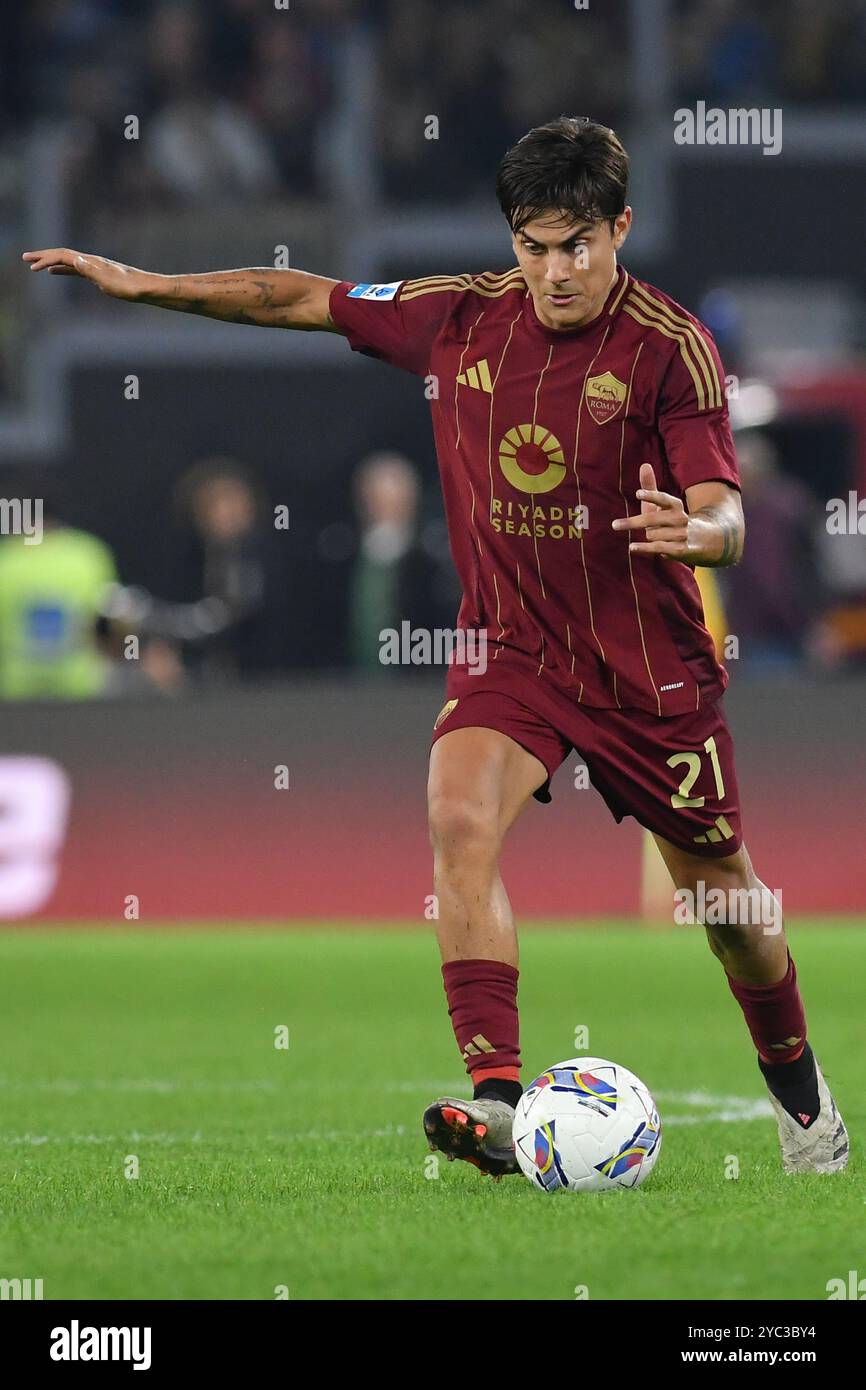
[347,281,404,301]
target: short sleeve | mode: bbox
[329,278,459,376]
[657,322,740,493]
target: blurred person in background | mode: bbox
[172,455,282,680]
[84,454,289,689]
[100,626,188,697]
[238,11,328,196]
[377,1,504,203]
[721,430,818,670]
[0,477,116,700]
[349,450,458,674]
[377,0,628,203]
[500,0,627,134]
[59,56,152,241]
[143,1,279,204]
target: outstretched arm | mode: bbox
[22,248,343,332]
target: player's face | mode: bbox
[512,209,631,330]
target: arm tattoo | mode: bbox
[154,273,282,325]
[252,279,275,307]
[692,505,743,567]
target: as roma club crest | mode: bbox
[584,371,627,425]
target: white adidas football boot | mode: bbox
[766,1059,849,1174]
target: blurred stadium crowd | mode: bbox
[2,0,864,223]
[675,0,866,106]
[1,0,865,698]
[2,0,629,228]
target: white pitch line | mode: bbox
[0,1113,769,1146]
[386,1080,774,1120]
[0,1100,774,1148]
[656,1089,772,1111]
[0,1126,412,1147]
[0,1077,773,1115]
[0,1132,205,1147]
[663,1104,773,1125]
[0,1077,278,1095]
[0,1077,774,1144]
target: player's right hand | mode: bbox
[21,248,143,301]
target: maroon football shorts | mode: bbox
[430,657,742,857]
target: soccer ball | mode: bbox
[512,1056,662,1193]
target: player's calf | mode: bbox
[422,729,547,1176]
[658,839,788,982]
[656,835,848,1172]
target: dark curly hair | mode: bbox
[496,116,629,235]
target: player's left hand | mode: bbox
[611,463,692,561]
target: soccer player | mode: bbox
[24,117,848,1176]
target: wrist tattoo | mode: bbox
[693,506,742,567]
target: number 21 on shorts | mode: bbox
[666,736,725,809]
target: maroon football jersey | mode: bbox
[329,264,740,716]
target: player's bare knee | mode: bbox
[428,793,502,866]
[674,849,781,951]
[704,918,757,960]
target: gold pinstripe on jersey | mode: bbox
[454,309,487,562]
[630,283,721,395]
[615,341,665,716]
[483,305,525,650]
[401,271,525,303]
[608,269,630,317]
[623,302,709,410]
[571,326,617,698]
[624,284,723,409]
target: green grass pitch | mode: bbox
[0,924,863,1301]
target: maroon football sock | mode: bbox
[726,950,807,1065]
[441,958,521,1085]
